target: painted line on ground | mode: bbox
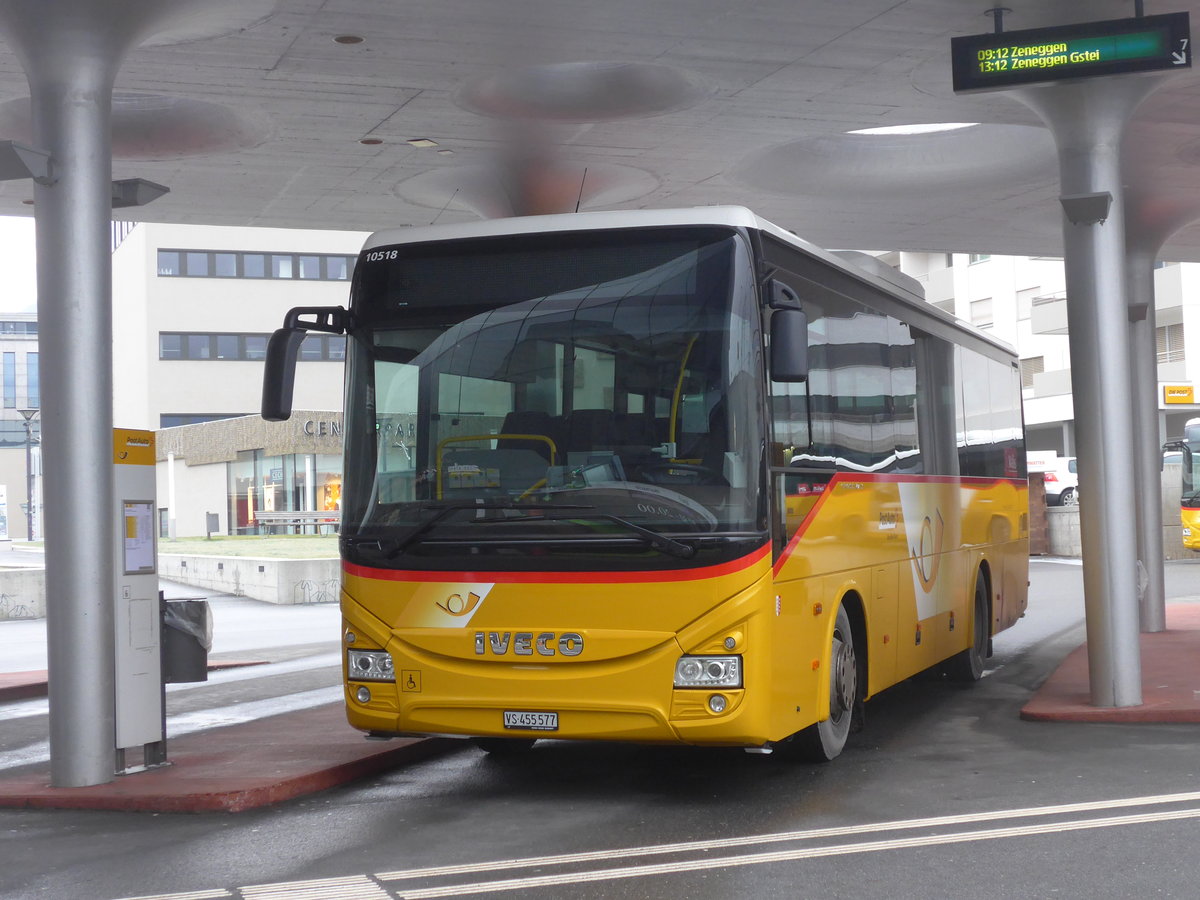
[106,792,1200,900]
[0,686,343,771]
[388,806,1200,898]
[0,653,342,722]
[378,788,1200,880]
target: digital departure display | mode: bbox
[951,12,1190,93]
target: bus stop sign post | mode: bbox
[113,428,165,773]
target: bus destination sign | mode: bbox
[951,12,1190,93]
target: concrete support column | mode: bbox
[1016,78,1160,708]
[0,2,148,787]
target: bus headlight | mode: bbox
[674,655,742,688]
[347,649,395,682]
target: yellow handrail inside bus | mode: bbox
[667,334,699,456]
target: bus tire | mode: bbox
[793,603,858,762]
[945,570,989,682]
[473,737,537,755]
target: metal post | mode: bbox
[18,409,37,541]
[1016,77,1161,707]
[1127,244,1167,633]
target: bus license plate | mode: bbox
[503,711,558,731]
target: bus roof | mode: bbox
[361,206,1014,358]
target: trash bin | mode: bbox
[162,598,212,683]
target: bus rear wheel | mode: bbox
[945,570,989,682]
[793,603,858,762]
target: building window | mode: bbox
[156,249,357,282]
[968,253,991,264]
[215,335,241,360]
[159,334,183,360]
[0,321,38,335]
[186,334,212,359]
[157,250,181,276]
[328,256,351,280]
[1020,356,1044,389]
[26,352,37,408]
[969,297,993,327]
[158,332,343,362]
[244,335,268,361]
[3,352,14,408]
[1157,322,1186,364]
[298,255,321,280]
[214,252,238,277]
[243,254,266,278]
[185,252,210,277]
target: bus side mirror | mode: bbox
[770,307,809,382]
[261,305,349,422]
[262,327,306,421]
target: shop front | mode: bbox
[157,412,343,537]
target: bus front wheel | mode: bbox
[793,603,858,762]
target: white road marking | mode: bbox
[387,806,1200,897]
[378,788,1200,880]
[0,687,343,771]
[240,874,391,899]
[0,653,342,722]
[104,790,1200,900]
[114,890,232,900]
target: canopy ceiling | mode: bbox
[2,0,1200,258]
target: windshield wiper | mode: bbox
[476,507,695,559]
[351,501,695,560]
[375,500,597,557]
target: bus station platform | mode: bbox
[1,601,1199,813]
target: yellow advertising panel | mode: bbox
[113,428,155,466]
[1163,385,1195,405]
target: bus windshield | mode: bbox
[340,227,764,571]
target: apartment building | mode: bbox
[888,251,1200,453]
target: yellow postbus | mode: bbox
[262,207,1028,761]
[1166,417,1200,552]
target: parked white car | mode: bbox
[1039,456,1079,506]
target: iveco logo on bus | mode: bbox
[474,631,584,657]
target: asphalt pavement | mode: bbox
[1,558,1199,814]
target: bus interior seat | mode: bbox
[497,410,560,462]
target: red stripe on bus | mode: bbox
[343,544,771,584]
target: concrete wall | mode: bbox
[157,458,229,538]
[0,566,45,620]
[158,554,339,605]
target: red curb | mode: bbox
[0,671,47,702]
[0,703,456,813]
[1020,604,1200,723]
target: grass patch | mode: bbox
[158,535,339,559]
